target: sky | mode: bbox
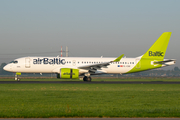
[0,0,180,69]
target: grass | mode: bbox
[0,83,180,117]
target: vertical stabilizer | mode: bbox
[142,32,171,60]
[127,32,172,73]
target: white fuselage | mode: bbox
[4,57,137,74]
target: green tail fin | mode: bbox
[142,32,172,60]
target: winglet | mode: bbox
[113,54,124,62]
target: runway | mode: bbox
[1,81,180,84]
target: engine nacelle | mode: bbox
[57,68,79,79]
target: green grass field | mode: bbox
[0,81,180,118]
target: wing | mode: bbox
[78,54,124,73]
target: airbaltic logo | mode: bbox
[33,58,65,65]
[149,51,164,57]
[63,73,75,75]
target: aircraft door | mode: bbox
[73,60,76,66]
[25,58,31,68]
[135,59,141,69]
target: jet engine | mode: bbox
[57,68,79,79]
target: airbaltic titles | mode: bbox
[33,58,65,65]
[149,51,164,57]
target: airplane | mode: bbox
[3,32,176,81]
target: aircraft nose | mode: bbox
[3,65,10,71]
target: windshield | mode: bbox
[10,61,18,64]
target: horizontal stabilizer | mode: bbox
[154,59,176,64]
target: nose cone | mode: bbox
[3,65,10,72]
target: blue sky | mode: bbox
[0,0,180,69]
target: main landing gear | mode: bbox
[83,76,92,82]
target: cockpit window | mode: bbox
[10,61,18,64]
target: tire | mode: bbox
[83,76,91,82]
[87,77,91,82]
[83,76,87,81]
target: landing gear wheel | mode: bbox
[87,77,91,82]
[83,76,91,82]
[83,76,87,81]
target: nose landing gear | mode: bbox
[15,74,20,82]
